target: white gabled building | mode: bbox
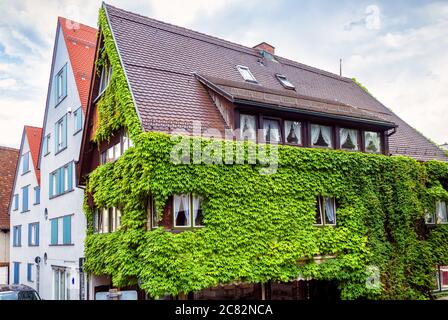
[9,126,42,289]
[33,17,96,300]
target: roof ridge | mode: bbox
[104,3,350,83]
[58,16,97,33]
[0,146,19,151]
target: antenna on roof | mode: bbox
[339,58,342,76]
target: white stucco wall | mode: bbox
[9,24,87,300]
[9,134,41,290]
[38,24,86,300]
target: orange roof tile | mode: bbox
[58,17,97,114]
[24,126,43,185]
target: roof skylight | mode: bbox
[275,74,295,90]
[237,65,257,83]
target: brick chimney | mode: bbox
[253,42,275,55]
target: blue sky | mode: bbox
[0,0,447,148]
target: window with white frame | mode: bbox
[22,152,30,174]
[426,201,448,225]
[239,114,257,141]
[55,64,67,105]
[100,131,133,165]
[173,194,204,228]
[73,107,83,134]
[237,65,257,83]
[315,196,336,226]
[43,134,51,156]
[28,222,39,246]
[12,225,21,247]
[55,114,67,153]
[311,124,333,148]
[49,162,73,198]
[53,267,70,300]
[99,63,112,94]
[13,194,19,211]
[284,121,302,145]
[263,118,281,143]
[340,128,359,151]
[275,74,295,90]
[364,131,381,153]
[93,207,121,234]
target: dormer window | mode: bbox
[237,65,257,83]
[276,74,295,90]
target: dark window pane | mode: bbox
[284,121,301,145]
[315,198,322,224]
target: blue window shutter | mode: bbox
[49,173,54,198]
[67,162,73,191]
[62,215,71,245]
[18,226,21,246]
[12,227,16,246]
[27,264,32,281]
[28,224,32,246]
[13,263,19,284]
[54,122,59,153]
[51,219,58,245]
[35,187,40,204]
[22,186,28,212]
[59,167,65,194]
[22,153,29,174]
[35,223,39,246]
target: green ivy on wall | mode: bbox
[83,8,448,300]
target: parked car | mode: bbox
[0,285,41,300]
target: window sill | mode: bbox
[314,224,336,227]
[49,243,74,247]
[44,152,50,157]
[28,244,39,247]
[21,170,31,176]
[54,146,67,156]
[49,188,74,200]
[54,95,67,108]
[12,245,22,248]
[21,210,30,214]
[73,129,83,136]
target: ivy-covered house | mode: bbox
[78,3,448,299]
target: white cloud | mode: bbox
[0,0,447,149]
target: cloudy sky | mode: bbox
[0,0,447,148]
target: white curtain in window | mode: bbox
[240,114,256,141]
[284,121,301,144]
[340,128,358,150]
[365,132,380,153]
[311,125,332,147]
[321,126,332,147]
[182,194,190,226]
[437,201,448,223]
[192,195,202,225]
[311,125,320,145]
[173,195,182,224]
[263,119,281,143]
[324,197,336,224]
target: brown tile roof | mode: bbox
[59,17,97,114]
[104,3,447,162]
[24,126,43,185]
[0,146,19,230]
